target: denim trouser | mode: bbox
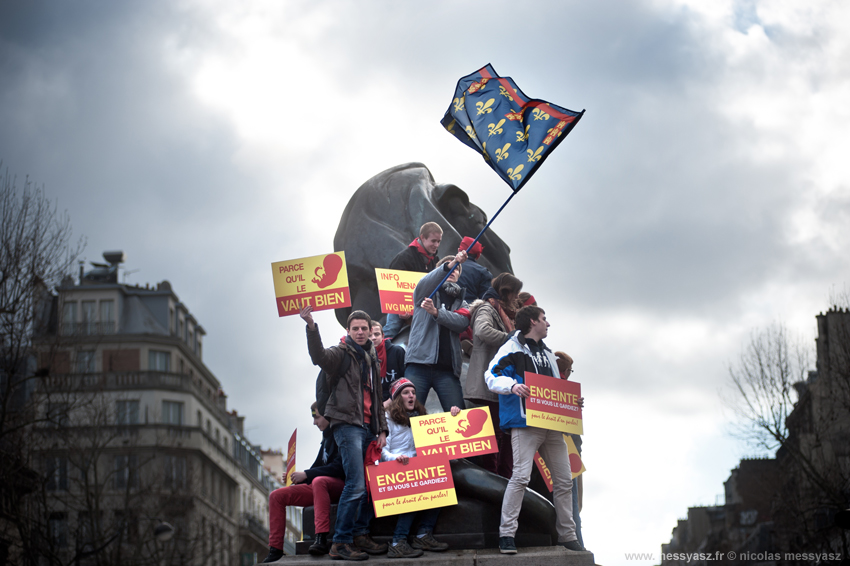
[332,424,376,543]
[393,508,440,542]
[405,363,464,412]
[572,477,583,546]
[383,314,403,339]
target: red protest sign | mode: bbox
[533,451,554,492]
[525,372,583,434]
[285,429,296,486]
[367,454,457,518]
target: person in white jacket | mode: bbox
[381,379,459,559]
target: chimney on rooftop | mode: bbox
[103,251,126,266]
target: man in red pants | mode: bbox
[263,402,345,562]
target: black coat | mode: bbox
[304,428,345,483]
[456,258,493,301]
[379,340,407,401]
[389,245,437,273]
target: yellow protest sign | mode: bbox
[565,434,585,479]
[271,252,351,317]
[375,268,426,315]
[410,407,498,460]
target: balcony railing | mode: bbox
[42,371,229,423]
[239,512,269,544]
[61,322,117,336]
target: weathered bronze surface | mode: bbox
[332,162,513,327]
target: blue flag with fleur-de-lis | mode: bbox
[441,64,584,192]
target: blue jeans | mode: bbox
[393,508,440,542]
[572,478,583,547]
[383,314,403,339]
[332,424,376,543]
[405,363,464,412]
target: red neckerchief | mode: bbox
[374,339,388,377]
[409,238,436,263]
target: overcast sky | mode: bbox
[2,1,849,563]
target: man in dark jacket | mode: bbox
[369,321,406,406]
[264,402,346,562]
[388,221,442,273]
[383,222,443,339]
[455,236,494,301]
[301,306,389,561]
[485,306,583,555]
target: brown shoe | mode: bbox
[411,533,449,552]
[353,534,388,555]
[329,542,368,561]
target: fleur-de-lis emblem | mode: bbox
[499,86,514,101]
[516,125,530,142]
[495,143,511,162]
[507,164,524,182]
[527,146,544,162]
[487,119,505,137]
[465,125,477,140]
[468,78,489,94]
[453,97,465,113]
[505,109,523,121]
[476,98,495,115]
[481,142,490,161]
[446,119,457,134]
[532,108,550,121]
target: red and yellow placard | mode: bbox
[271,252,351,317]
[533,435,585,493]
[285,430,296,486]
[565,434,586,479]
[525,372,583,434]
[533,451,554,492]
[375,268,426,315]
[410,407,498,460]
[367,453,457,517]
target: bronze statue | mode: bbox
[300,163,562,553]
[333,162,513,328]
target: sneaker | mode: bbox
[559,540,585,551]
[308,532,329,556]
[411,533,449,552]
[353,534,388,555]
[329,542,368,561]
[387,540,424,559]
[261,546,284,563]
[499,536,517,554]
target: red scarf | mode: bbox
[409,238,436,263]
[374,338,388,377]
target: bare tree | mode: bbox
[725,313,850,558]
[0,164,85,564]
[726,324,810,454]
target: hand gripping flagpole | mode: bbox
[426,189,519,300]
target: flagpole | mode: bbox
[427,189,520,300]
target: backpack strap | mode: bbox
[327,350,351,391]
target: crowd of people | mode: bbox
[263,222,586,562]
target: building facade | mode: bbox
[26,252,284,566]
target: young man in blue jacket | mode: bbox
[485,305,584,554]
